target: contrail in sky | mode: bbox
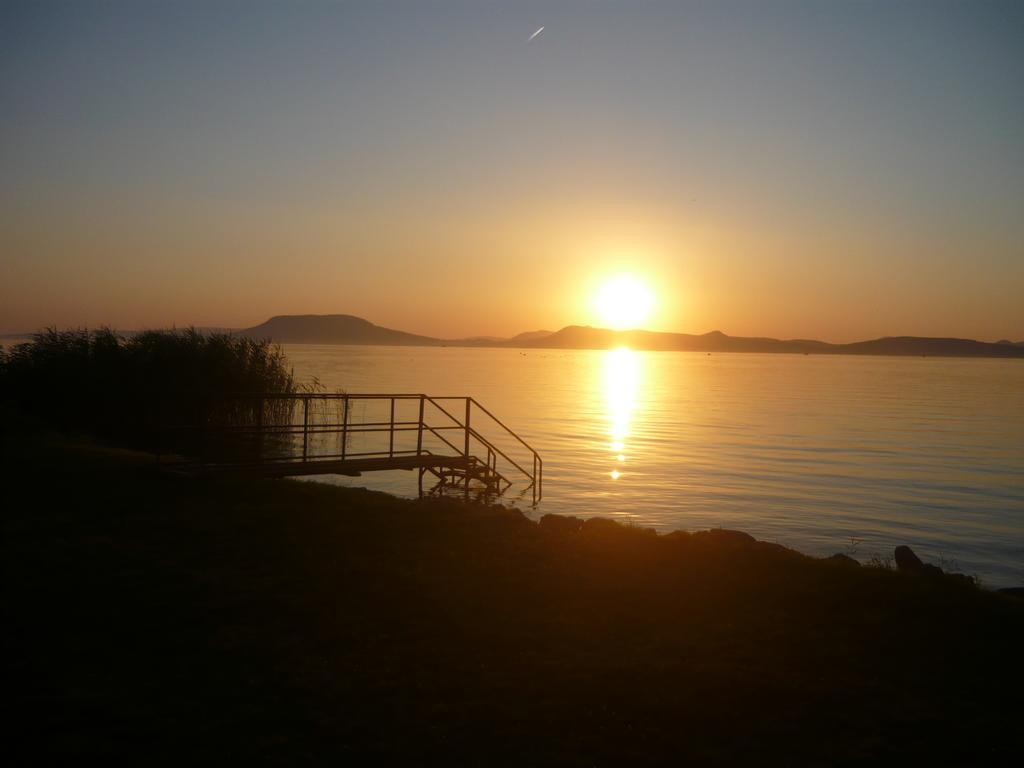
[528,26,544,42]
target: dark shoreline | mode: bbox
[5,431,1023,764]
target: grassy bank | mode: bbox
[4,431,1023,765]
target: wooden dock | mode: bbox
[158,393,542,503]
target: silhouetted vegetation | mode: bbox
[0,328,299,456]
[4,430,1022,765]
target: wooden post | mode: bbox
[464,397,471,492]
[533,454,538,505]
[389,397,395,457]
[302,396,309,461]
[341,394,349,461]
[417,395,425,457]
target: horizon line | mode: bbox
[3,314,1022,348]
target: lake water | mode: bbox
[284,344,1024,588]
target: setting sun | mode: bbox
[594,275,656,330]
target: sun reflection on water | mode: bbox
[604,347,640,480]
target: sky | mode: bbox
[2,0,1022,341]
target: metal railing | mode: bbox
[159,393,543,504]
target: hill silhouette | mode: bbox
[521,326,1024,357]
[240,314,1024,358]
[244,314,441,346]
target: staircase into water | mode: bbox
[158,393,543,504]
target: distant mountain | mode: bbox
[243,315,554,348]
[508,329,554,342]
[516,326,832,353]
[454,329,554,346]
[239,314,1024,358]
[838,336,1024,357]
[516,326,1024,358]
[243,315,442,346]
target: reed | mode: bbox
[0,327,303,457]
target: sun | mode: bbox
[594,275,655,330]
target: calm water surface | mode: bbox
[284,344,1024,588]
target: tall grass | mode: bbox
[0,328,301,457]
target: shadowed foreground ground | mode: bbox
[4,434,1023,765]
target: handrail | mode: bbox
[465,424,532,484]
[423,395,542,501]
[424,395,540,464]
[424,425,512,487]
[468,397,539,455]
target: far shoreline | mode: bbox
[279,339,1024,361]
[6,312,1024,360]
[5,333,1024,360]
